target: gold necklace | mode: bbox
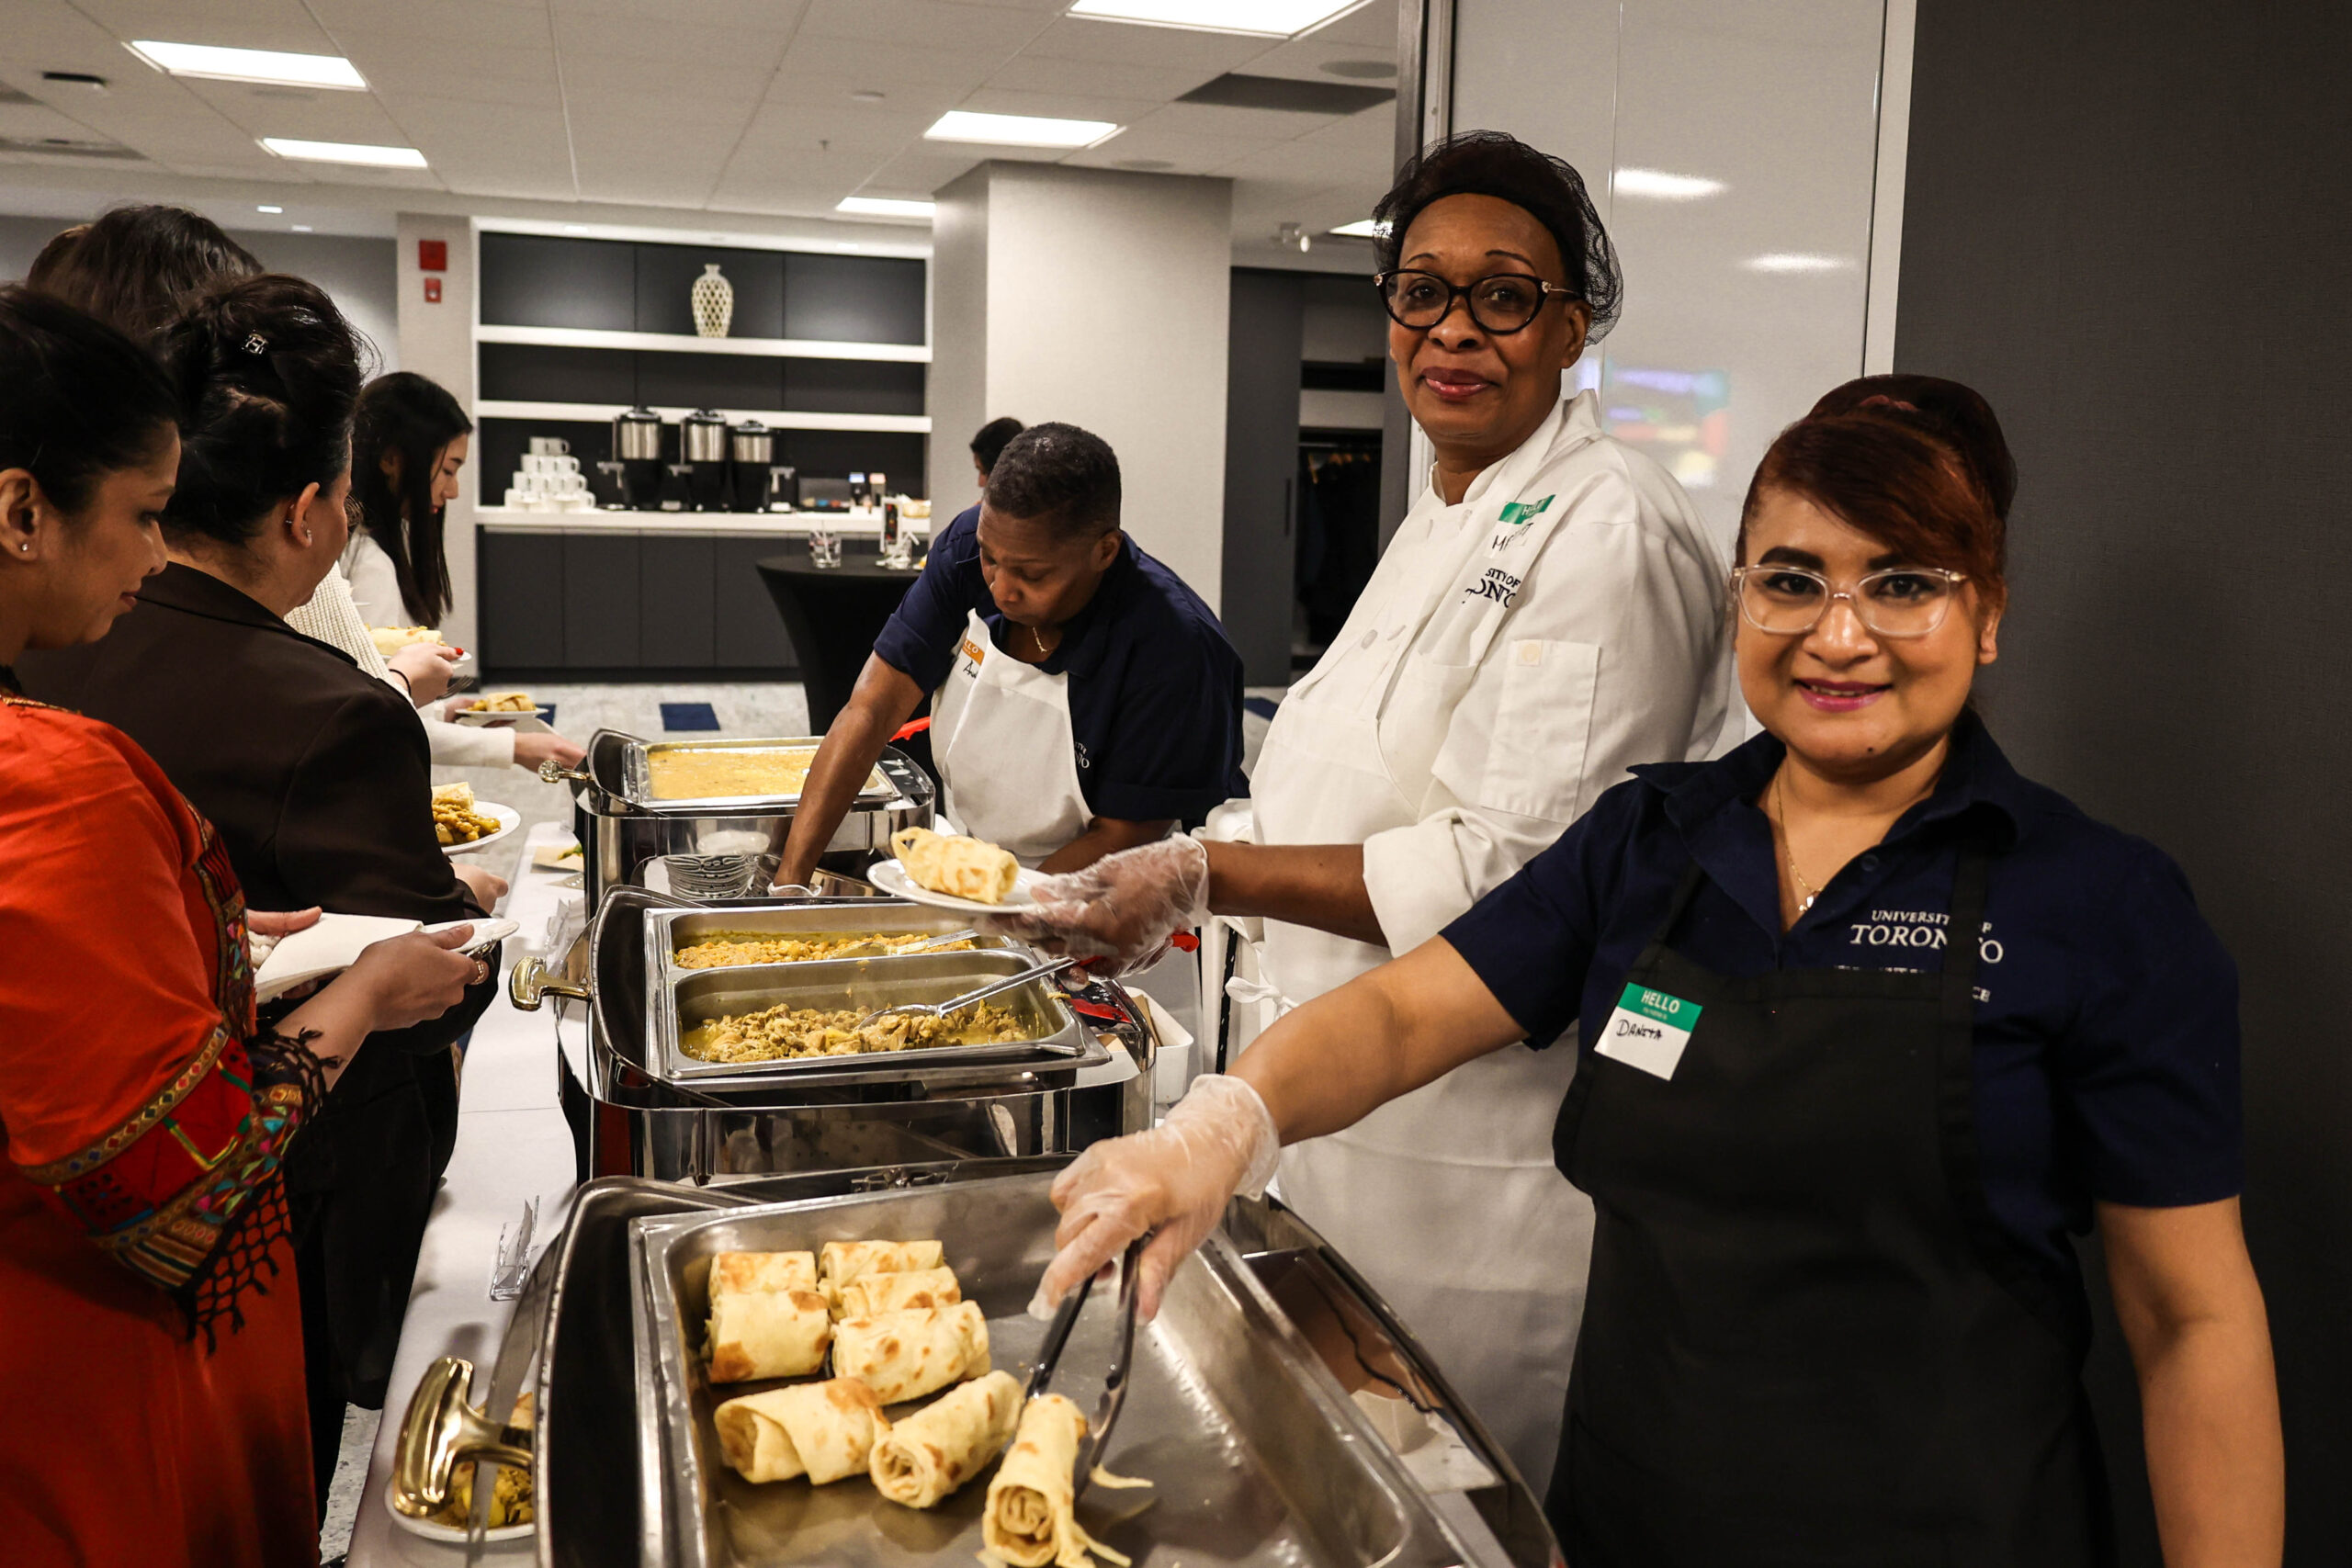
[1030,623,1054,658]
[1771,770,1823,914]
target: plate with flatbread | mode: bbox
[868,828,1046,913]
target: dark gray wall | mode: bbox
[1899,3,2352,1562]
[1222,268,1306,685]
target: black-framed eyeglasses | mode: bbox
[1374,269,1577,334]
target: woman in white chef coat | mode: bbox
[1001,130,1734,1486]
[775,423,1246,887]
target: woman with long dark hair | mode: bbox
[345,371,583,771]
[19,274,506,1500]
[0,285,481,1566]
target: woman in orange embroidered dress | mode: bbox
[0,288,483,1566]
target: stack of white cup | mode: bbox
[506,437,595,513]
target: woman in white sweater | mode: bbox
[338,372,582,772]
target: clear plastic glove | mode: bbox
[981,834,1210,976]
[1028,1074,1280,1323]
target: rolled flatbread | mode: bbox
[713,1377,886,1485]
[868,1369,1022,1508]
[836,1265,962,1319]
[712,1250,818,1295]
[831,1301,990,1404]
[983,1394,1130,1567]
[707,1282,831,1384]
[892,826,1019,904]
[820,1239,946,1288]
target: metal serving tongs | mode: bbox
[829,927,978,962]
[850,954,1077,1032]
[1024,1234,1146,1500]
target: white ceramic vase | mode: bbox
[690,263,733,339]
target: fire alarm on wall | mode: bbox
[424,277,442,303]
[418,239,447,272]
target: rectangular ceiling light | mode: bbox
[838,196,935,220]
[1067,0,1365,38]
[924,110,1117,150]
[1328,219,1383,238]
[261,137,427,168]
[127,40,366,90]
[1612,167,1725,200]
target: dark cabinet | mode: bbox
[640,536,718,668]
[715,537,797,669]
[562,533,641,669]
[477,531,565,669]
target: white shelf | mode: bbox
[475,400,930,434]
[475,323,928,363]
[476,507,895,538]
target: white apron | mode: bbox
[1246,412,1597,1492]
[929,610,1091,866]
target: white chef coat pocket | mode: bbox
[1480,637,1600,822]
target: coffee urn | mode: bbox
[612,405,665,511]
[727,420,776,513]
[680,409,729,513]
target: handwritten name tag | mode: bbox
[1594,983,1702,1080]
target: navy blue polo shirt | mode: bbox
[1442,713,2243,1276]
[873,504,1246,825]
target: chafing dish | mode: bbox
[545,730,933,909]
[399,1164,1559,1567]
[513,889,1148,1185]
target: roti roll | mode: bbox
[820,1238,946,1292]
[714,1378,887,1485]
[831,1301,989,1404]
[707,1283,831,1384]
[868,1370,1022,1508]
[835,1264,962,1318]
[891,826,1019,904]
[712,1249,818,1296]
[983,1394,1132,1568]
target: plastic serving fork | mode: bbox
[1024,1234,1147,1500]
[849,954,1077,1032]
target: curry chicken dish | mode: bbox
[673,932,977,968]
[681,1000,1027,1064]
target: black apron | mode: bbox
[1549,846,2112,1567]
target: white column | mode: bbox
[395,212,481,648]
[931,163,1233,614]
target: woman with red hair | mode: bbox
[1030,378,2283,1566]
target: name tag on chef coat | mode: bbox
[1595,984,1703,1079]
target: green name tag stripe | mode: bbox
[1498,493,1555,525]
[1615,982,1702,1029]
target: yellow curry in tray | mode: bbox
[673,932,978,968]
[644,746,886,802]
[680,1000,1029,1064]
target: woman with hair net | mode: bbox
[997,130,1735,1486]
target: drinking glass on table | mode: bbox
[808,529,842,569]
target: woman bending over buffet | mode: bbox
[1034,389,2284,1567]
[0,288,482,1567]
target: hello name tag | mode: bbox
[1595,984,1703,1080]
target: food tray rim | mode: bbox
[617,733,899,812]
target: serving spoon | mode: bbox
[849,954,1076,1032]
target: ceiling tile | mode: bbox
[548,0,810,26]
[1241,33,1398,85]
[560,51,776,107]
[552,12,793,71]
[74,0,343,55]
[350,59,566,111]
[769,36,995,96]
[1123,100,1330,144]
[860,144,983,196]
[1020,17,1270,73]
[954,86,1159,126]
[799,0,1051,55]
[980,53,1220,102]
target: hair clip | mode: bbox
[243,333,269,355]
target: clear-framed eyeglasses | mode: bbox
[1730,563,1969,638]
[1374,269,1576,334]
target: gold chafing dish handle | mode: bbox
[509,954,589,1012]
[390,1356,535,1519]
[537,760,593,784]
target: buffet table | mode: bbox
[346,820,583,1564]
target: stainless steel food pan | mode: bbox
[644,904,1019,993]
[628,1171,1483,1568]
[651,950,1086,1084]
[621,734,893,812]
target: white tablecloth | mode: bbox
[348,820,582,1563]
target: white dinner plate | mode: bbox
[382,1482,533,1545]
[444,801,522,856]
[450,704,554,734]
[866,857,1047,913]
